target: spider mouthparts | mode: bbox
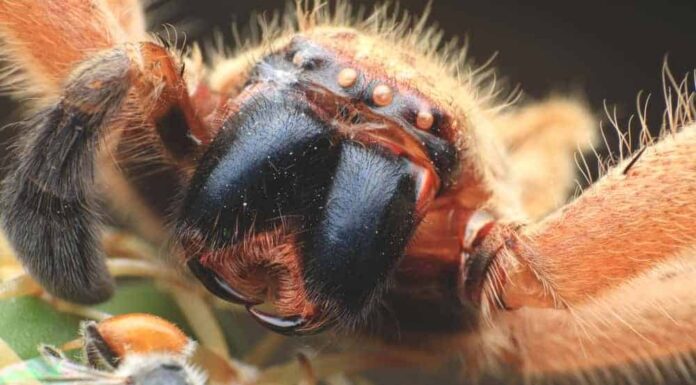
[246,306,308,335]
[186,259,262,306]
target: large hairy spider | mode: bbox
[0,1,694,384]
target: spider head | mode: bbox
[177,31,479,335]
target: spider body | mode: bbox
[178,29,494,334]
[84,313,192,363]
[0,314,206,385]
[0,1,695,383]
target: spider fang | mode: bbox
[187,259,261,306]
[246,305,309,336]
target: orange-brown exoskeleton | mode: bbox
[0,1,694,384]
[0,314,206,385]
[81,313,193,367]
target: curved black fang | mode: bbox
[246,306,308,335]
[187,259,261,305]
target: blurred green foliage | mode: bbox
[0,280,190,360]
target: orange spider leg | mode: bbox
[0,1,218,243]
[500,127,696,308]
[481,126,696,380]
[0,0,210,144]
[492,249,696,381]
[0,0,127,99]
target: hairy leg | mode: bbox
[0,42,204,303]
[492,251,696,382]
[482,125,696,381]
[501,126,696,307]
[0,0,131,100]
[0,0,163,241]
[0,1,212,243]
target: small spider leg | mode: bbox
[0,42,207,304]
[82,321,120,370]
[0,0,129,99]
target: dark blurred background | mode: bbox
[2,0,696,180]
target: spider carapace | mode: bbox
[179,29,500,336]
[0,1,695,383]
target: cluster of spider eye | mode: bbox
[333,64,436,131]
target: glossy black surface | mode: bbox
[302,143,417,315]
[246,306,308,336]
[187,258,261,305]
[181,90,340,245]
[181,82,419,319]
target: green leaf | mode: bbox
[0,297,80,360]
[0,279,192,360]
[94,280,193,335]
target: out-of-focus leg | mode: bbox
[103,0,147,41]
[0,0,128,99]
[493,98,596,219]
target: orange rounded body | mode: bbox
[95,313,189,357]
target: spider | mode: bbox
[0,1,694,384]
[0,313,208,385]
